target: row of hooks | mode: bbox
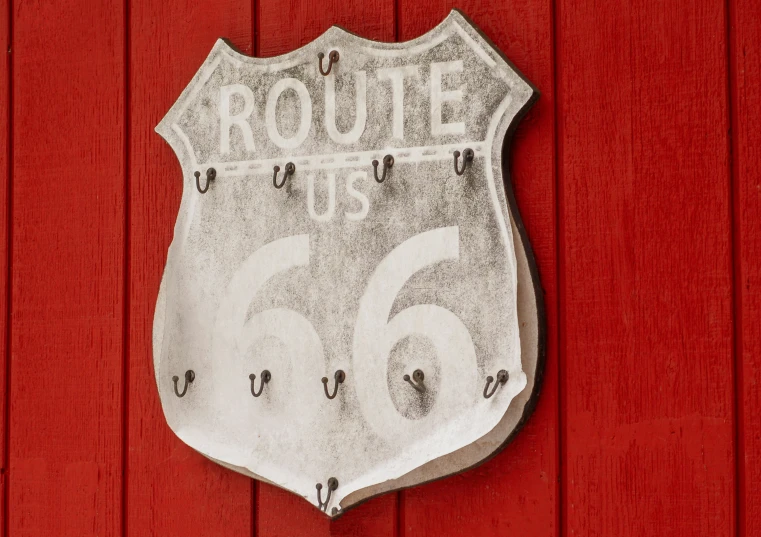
[194,149,474,194]
[172,367,509,399]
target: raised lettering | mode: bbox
[345,171,369,221]
[265,78,312,149]
[219,84,256,154]
[307,173,336,222]
[325,71,367,144]
[430,60,465,136]
[377,66,419,140]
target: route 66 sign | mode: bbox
[154,9,544,517]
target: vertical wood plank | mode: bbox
[9,0,126,535]
[557,0,735,535]
[397,2,557,536]
[0,0,8,531]
[730,0,761,532]
[255,1,397,535]
[127,0,254,535]
[257,0,394,59]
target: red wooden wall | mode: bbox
[0,0,757,534]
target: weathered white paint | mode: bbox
[219,84,256,154]
[154,9,539,517]
[430,60,465,136]
[307,173,337,222]
[324,70,367,144]
[376,65,419,140]
[265,78,313,149]
[344,171,369,222]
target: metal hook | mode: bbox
[321,370,345,400]
[248,370,271,397]
[483,370,509,399]
[453,149,474,176]
[403,369,426,393]
[172,370,195,398]
[372,155,394,183]
[316,477,339,511]
[318,50,339,76]
[195,168,216,194]
[273,162,295,189]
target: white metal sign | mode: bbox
[154,9,543,516]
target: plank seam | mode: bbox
[398,489,405,537]
[393,0,399,43]
[253,0,259,56]
[252,480,258,537]
[3,0,12,533]
[122,0,131,534]
[551,0,565,534]
[726,0,743,532]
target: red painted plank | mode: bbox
[257,0,394,59]
[397,2,557,536]
[730,0,761,532]
[258,485,397,537]
[0,0,8,532]
[9,0,126,535]
[557,0,734,535]
[127,0,254,535]
[255,2,397,536]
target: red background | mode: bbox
[0,0,759,535]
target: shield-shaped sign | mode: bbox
[154,9,544,516]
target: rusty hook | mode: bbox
[322,370,345,400]
[172,370,195,398]
[273,162,295,189]
[403,369,426,393]
[453,149,474,176]
[483,370,509,399]
[249,370,271,397]
[372,155,394,183]
[316,477,339,511]
[195,168,216,194]
[318,50,339,76]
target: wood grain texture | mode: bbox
[258,485,397,537]
[0,0,8,532]
[255,1,397,535]
[127,0,254,535]
[557,0,735,535]
[9,0,125,535]
[397,2,557,536]
[730,0,761,532]
[257,0,394,58]
[2,0,757,535]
